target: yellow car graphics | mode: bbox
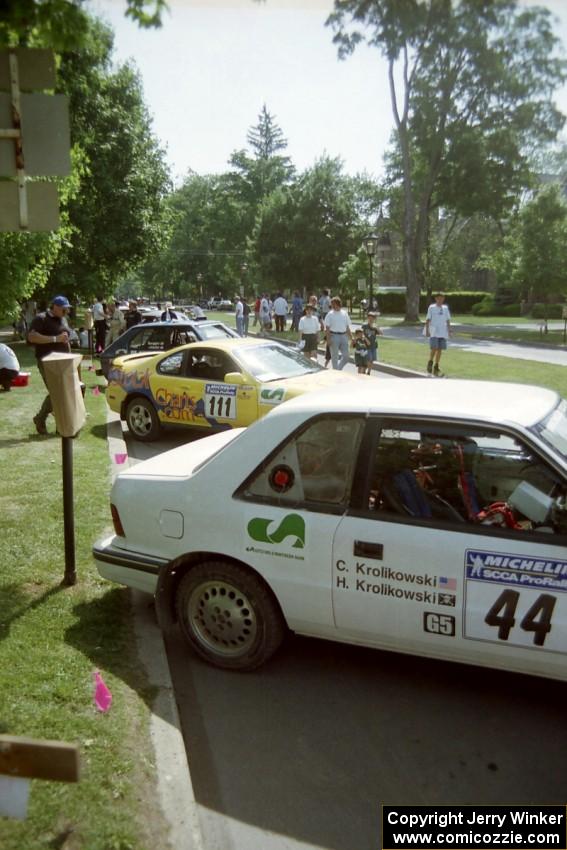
[106,338,359,441]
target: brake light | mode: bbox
[111,504,125,537]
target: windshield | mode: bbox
[234,344,323,382]
[532,398,567,462]
[197,324,235,340]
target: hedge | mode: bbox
[531,303,565,319]
[375,290,487,314]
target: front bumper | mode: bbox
[93,534,168,594]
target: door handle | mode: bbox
[354,540,383,560]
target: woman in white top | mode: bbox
[324,297,352,370]
[298,303,320,359]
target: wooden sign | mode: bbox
[0,735,80,782]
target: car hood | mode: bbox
[118,429,244,479]
[260,368,361,398]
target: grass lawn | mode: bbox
[217,311,566,396]
[377,338,567,396]
[0,340,167,850]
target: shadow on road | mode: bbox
[166,630,567,850]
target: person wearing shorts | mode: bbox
[425,293,451,376]
[298,303,320,359]
[361,311,382,375]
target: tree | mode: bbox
[328,0,566,321]
[0,0,166,48]
[140,171,249,301]
[518,186,567,318]
[228,105,295,234]
[251,156,378,292]
[49,17,171,300]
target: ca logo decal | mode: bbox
[247,513,305,549]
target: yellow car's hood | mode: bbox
[258,368,361,405]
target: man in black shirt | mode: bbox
[125,301,143,329]
[28,295,72,434]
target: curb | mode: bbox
[104,404,204,850]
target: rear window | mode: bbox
[197,324,235,339]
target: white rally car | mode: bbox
[93,379,567,677]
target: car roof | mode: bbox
[271,379,559,429]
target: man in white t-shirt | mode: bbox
[324,296,352,369]
[425,293,451,376]
[235,296,245,336]
[273,293,288,332]
[0,342,20,391]
[298,303,320,360]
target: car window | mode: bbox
[241,416,365,508]
[173,330,196,346]
[185,349,239,382]
[365,421,567,536]
[196,324,235,340]
[235,343,322,381]
[129,326,172,352]
[158,351,185,375]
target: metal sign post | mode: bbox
[0,48,70,231]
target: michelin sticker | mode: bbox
[246,513,305,561]
[204,383,237,420]
[464,549,567,653]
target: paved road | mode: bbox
[379,324,567,366]
[164,628,567,850]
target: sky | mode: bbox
[87,0,567,185]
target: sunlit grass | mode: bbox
[0,341,166,850]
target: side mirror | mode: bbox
[224,372,245,386]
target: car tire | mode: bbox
[176,561,286,671]
[126,396,161,442]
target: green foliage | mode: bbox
[49,17,171,301]
[377,290,487,315]
[252,156,375,292]
[519,185,567,303]
[328,0,567,320]
[0,0,167,49]
[531,303,565,319]
[471,295,522,317]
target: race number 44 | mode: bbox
[465,584,563,652]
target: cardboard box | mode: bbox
[42,353,86,437]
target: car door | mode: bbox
[331,417,567,681]
[149,346,257,431]
[235,414,366,632]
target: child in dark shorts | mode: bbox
[353,329,369,374]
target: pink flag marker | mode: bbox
[93,670,112,713]
[114,452,128,465]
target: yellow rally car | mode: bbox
[106,337,360,441]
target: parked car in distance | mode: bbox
[93,379,567,677]
[207,298,233,310]
[98,320,238,379]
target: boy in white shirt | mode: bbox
[425,293,451,376]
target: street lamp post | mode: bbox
[363,221,392,313]
[364,234,377,313]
